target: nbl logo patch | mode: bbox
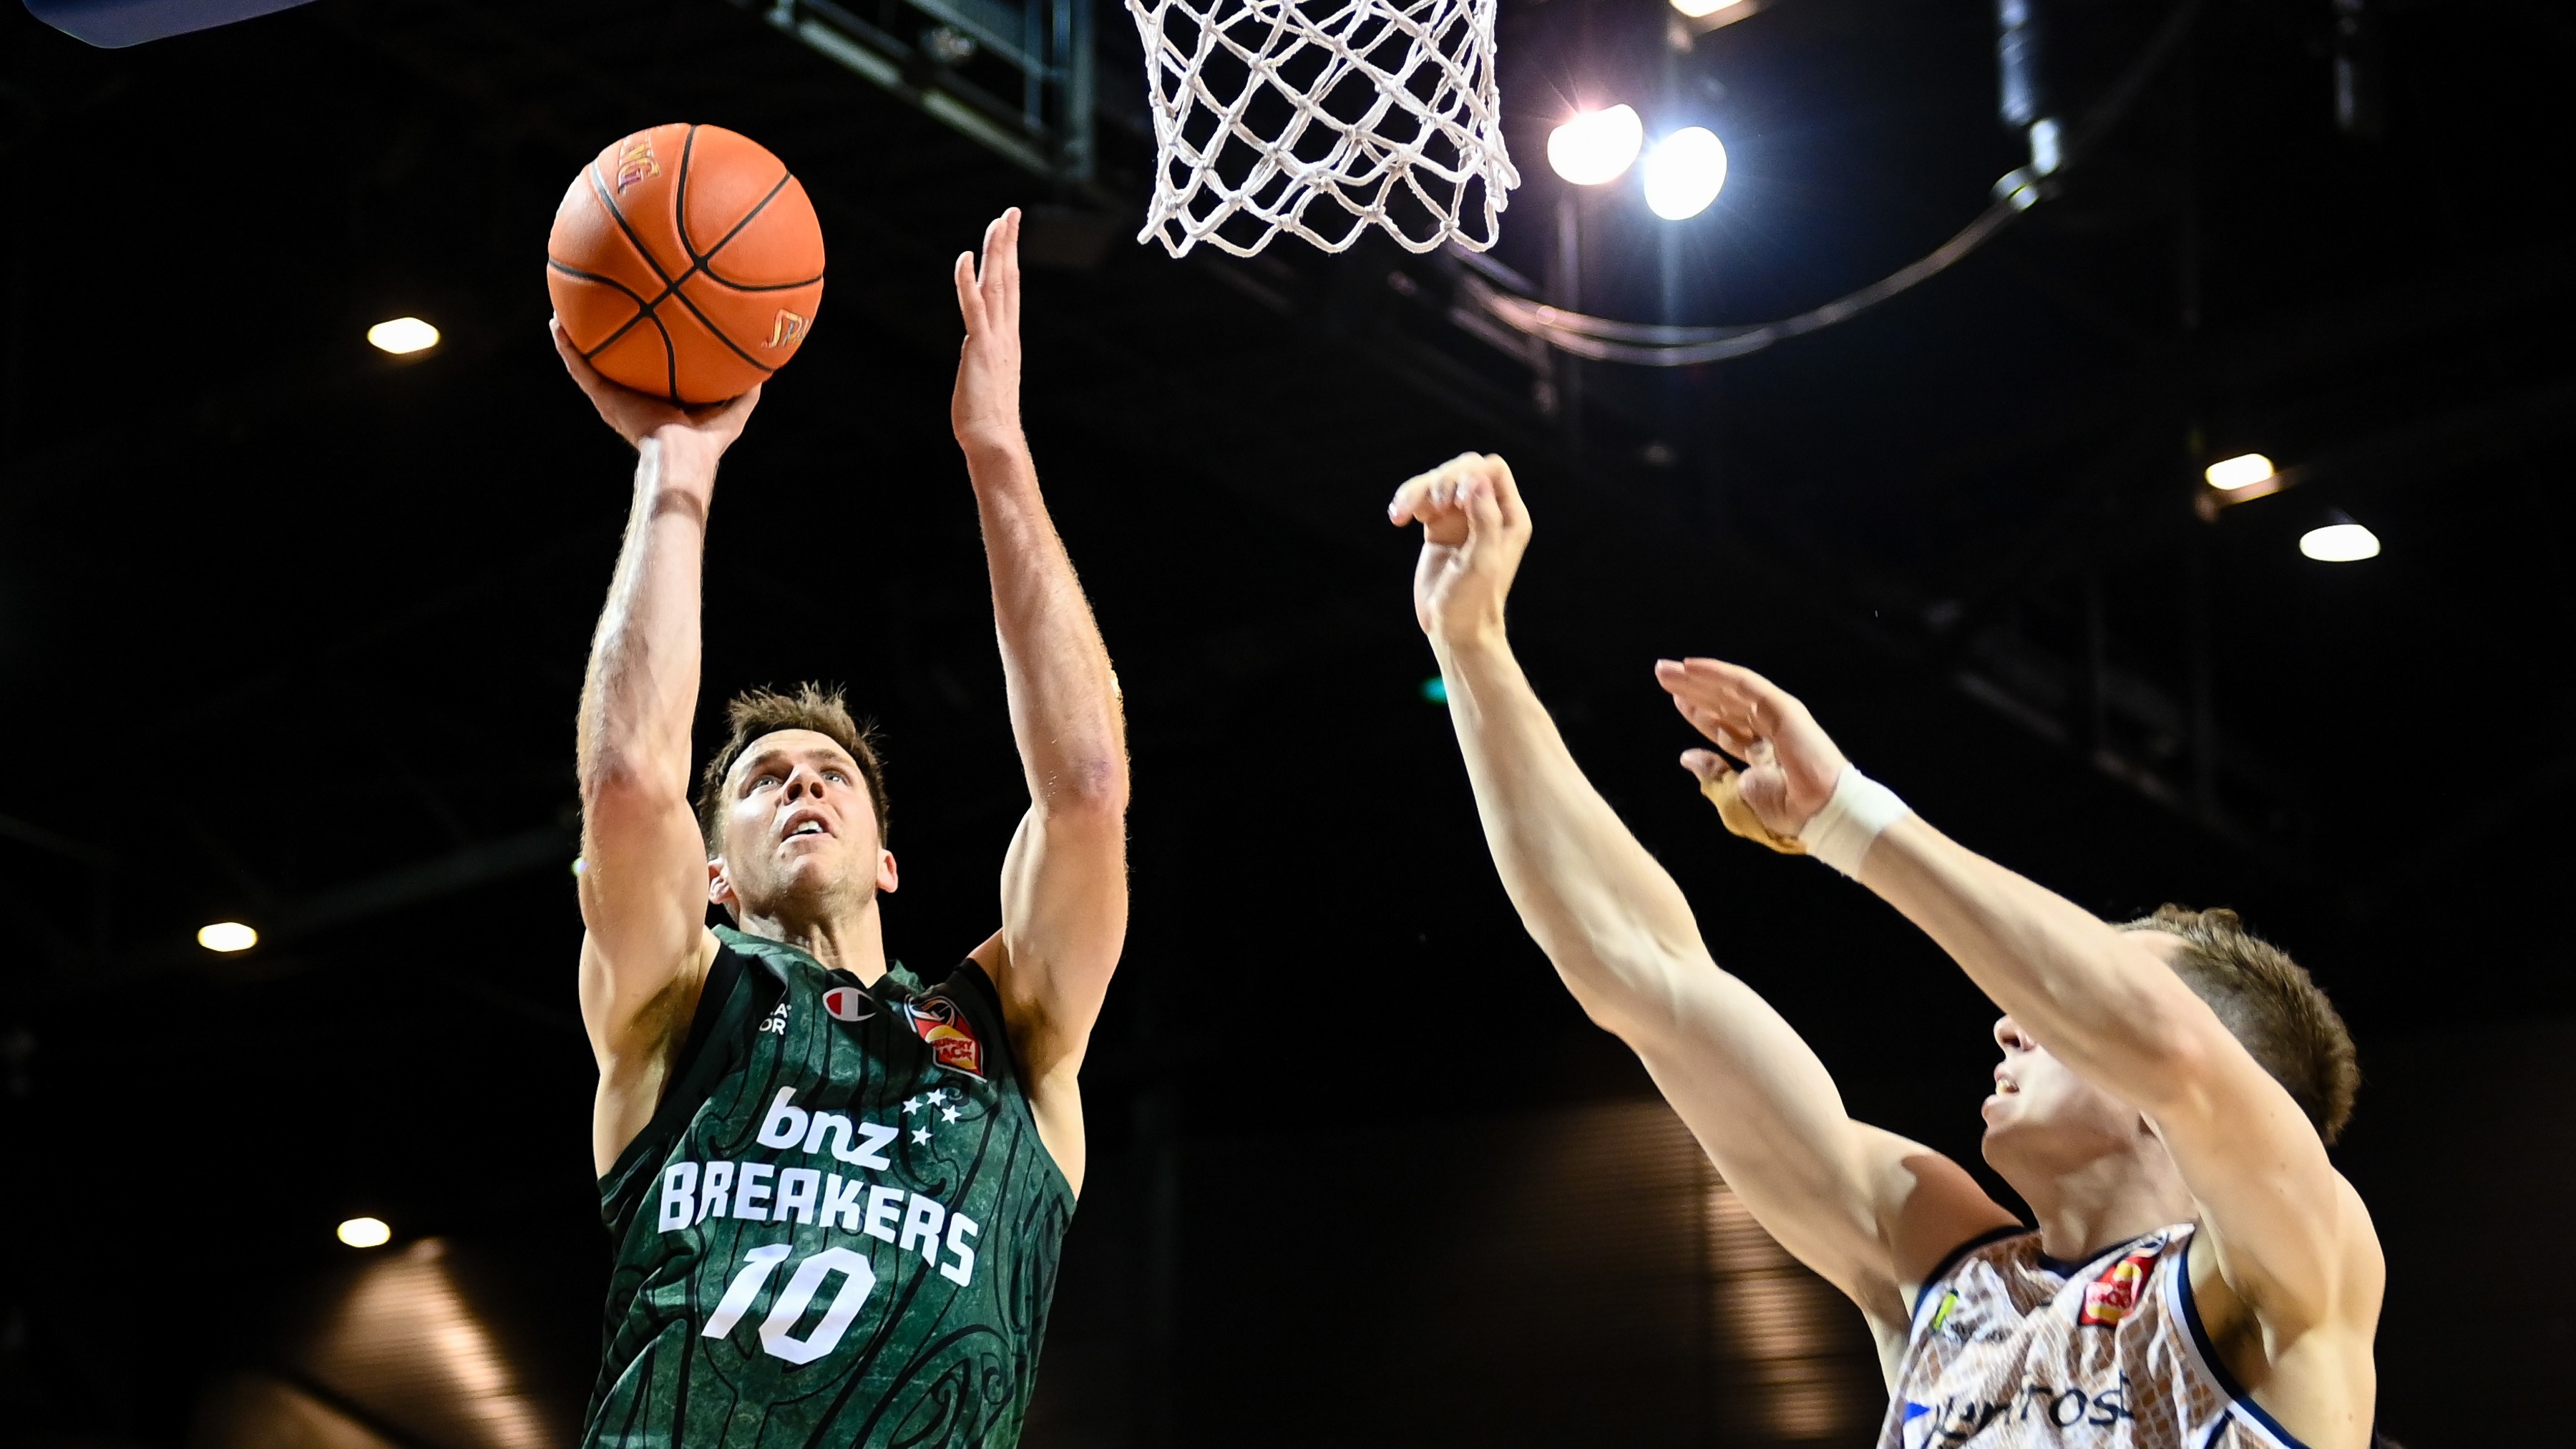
[821,985,873,1022]
[902,996,985,1080]
[2079,1243,2165,1327]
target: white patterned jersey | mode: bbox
[1879,1223,2315,1448]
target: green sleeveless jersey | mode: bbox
[586,924,1075,1449]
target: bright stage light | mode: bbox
[1548,105,1644,186]
[1669,0,1759,18]
[197,921,258,953]
[1420,676,1448,704]
[368,317,440,355]
[2300,521,2381,562]
[1643,127,1728,220]
[2204,453,2275,491]
[337,1216,393,1248]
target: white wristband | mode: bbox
[1797,766,1909,877]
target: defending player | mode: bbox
[1391,453,2379,1448]
[562,210,1126,1449]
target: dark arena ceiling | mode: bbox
[2,0,2572,1445]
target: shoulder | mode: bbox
[590,927,735,1178]
[1904,1222,2036,1317]
[583,927,723,1065]
[1858,1125,2025,1315]
[2177,1199,2381,1445]
[911,952,1020,1083]
[2192,1175,2384,1339]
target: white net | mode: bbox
[1128,0,1519,257]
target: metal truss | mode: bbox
[735,0,1095,182]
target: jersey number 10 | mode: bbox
[702,1243,877,1365]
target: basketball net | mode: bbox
[1129,0,1520,257]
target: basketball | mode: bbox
[546,123,824,406]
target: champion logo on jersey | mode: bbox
[2079,1241,2165,1327]
[821,985,874,1022]
[902,996,985,1080]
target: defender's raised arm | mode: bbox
[1391,455,2012,1354]
[560,323,758,1174]
[953,210,1130,1195]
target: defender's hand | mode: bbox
[952,208,1026,463]
[1389,453,1529,646]
[1655,658,1848,840]
[551,318,760,454]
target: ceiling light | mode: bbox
[2203,453,2275,491]
[1642,127,1729,220]
[367,317,440,355]
[197,921,258,953]
[1670,0,1760,19]
[1547,106,1644,186]
[2299,521,2381,562]
[337,1216,392,1248]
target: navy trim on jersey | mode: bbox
[1911,1224,2034,1317]
[2174,1233,2317,1449]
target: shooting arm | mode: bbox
[559,326,754,1173]
[577,430,723,1069]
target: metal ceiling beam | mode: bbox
[744,0,1096,182]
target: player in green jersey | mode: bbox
[552,208,1128,1449]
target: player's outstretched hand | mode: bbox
[551,318,761,455]
[1388,452,1528,645]
[1654,658,1849,841]
[952,208,1025,463]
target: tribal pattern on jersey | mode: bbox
[1882,1224,2311,1449]
[586,926,1075,1449]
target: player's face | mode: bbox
[1979,1013,2145,1176]
[711,730,894,916]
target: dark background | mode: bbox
[1,0,2569,1445]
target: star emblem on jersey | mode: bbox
[902,1096,923,1115]
[911,1126,932,1145]
[940,1105,960,1123]
[821,985,873,1022]
[900,996,985,1080]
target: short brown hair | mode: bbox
[695,684,890,854]
[2122,904,2359,1143]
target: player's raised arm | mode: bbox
[951,210,1130,1195]
[1392,456,2014,1350]
[559,322,761,1174]
[1661,658,2382,1445]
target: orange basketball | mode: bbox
[547,124,825,406]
